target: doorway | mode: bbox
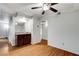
[40,20,48,45]
[0,18,9,55]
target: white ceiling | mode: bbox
[0,3,79,17]
[0,3,42,17]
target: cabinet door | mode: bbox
[17,35,24,46]
[23,36,27,44]
[26,34,31,44]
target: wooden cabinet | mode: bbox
[16,34,31,46]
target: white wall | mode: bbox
[25,19,33,33]
[0,17,9,38]
[15,18,33,33]
[0,22,9,38]
[9,17,15,46]
[15,23,25,33]
[41,11,79,54]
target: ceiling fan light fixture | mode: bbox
[43,4,49,11]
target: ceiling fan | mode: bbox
[31,3,60,15]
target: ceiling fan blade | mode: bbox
[50,7,58,13]
[51,3,58,6]
[31,7,41,9]
[42,11,45,15]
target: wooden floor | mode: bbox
[0,39,9,56]
[9,40,78,56]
